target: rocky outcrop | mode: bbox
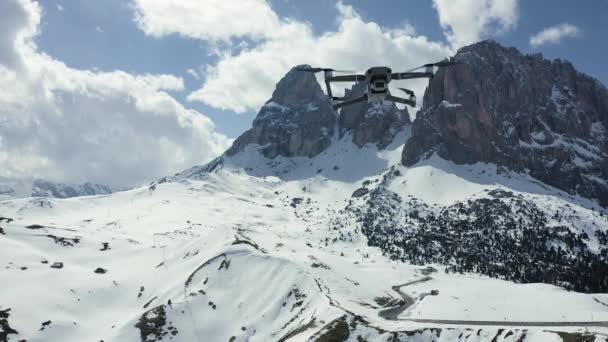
[227,65,336,158]
[32,180,112,198]
[339,82,410,148]
[0,178,111,199]
[403,40,608,205]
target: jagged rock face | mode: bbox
[339,82,410,148]
[227,65,336,158]
[403,40,608,206]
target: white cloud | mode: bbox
[186,68,200,80]
[131,0,282,42]
[529,23,581,47]
[56,3,64,11]
[432,0,519,48]
[141,2,451,113]
[95,25,103,33]
[0,0,230,189]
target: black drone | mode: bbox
[296,61,459,110]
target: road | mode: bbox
[378,276,431,320]
[407,318,608,328]
[379,277,608,328]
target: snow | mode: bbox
[0,132,607,341]
[439,100,462,108]
[400,274,608,321]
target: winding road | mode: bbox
[379,277,608,328]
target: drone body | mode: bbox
[297,61,458,110]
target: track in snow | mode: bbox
[406,319,608,328]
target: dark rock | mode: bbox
[351,188,369,198]
[403,40,608,206]
[100,242,110,251]
[39,320,51,331]
[94,267,107,274]
[44,234,80,247]
[25,224,45,229]
[135,305,177,342]
[290,197,303,208]
[227,65,336,158]
[487,189,515,198]
[0,308,18,341]
[0,227,4,235]
[339,82,410,148]
[50,262,63,269]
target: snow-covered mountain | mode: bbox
[0,178,112,200]
[1,41,608,342]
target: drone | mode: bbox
[296,61,459,110]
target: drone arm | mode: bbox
[324,79,334,99]
[326,74,366,82]
[333,93,368,110]
[386,95,416,107]
[324,74,364,106]
[391,72,434,80]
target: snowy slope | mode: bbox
[1,132,608,342]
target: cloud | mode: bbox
[56,4,64,11]
[0,0,230,189]
[130,0,282,42]
[186,68,200,80]
[529,23,581,47]
[432,0,519,48]
[133,1,451,113]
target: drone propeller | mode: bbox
[295,66,355,73]
[398,88,414,96]
[403,60,461,72]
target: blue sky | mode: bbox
[1,0,606,189]
[35,0,608,137]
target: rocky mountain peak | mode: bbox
[268,64,327,105]
[402,40,608,206]
[227,65,412,160]
[226,65,337,159]
[339,82,410,148]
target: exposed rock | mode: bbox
[94,267,107,274]
[0,308,18,341]
[227,65,336,158]
[402,40,608,206]
[339,82,410,148]
[351,188,369,198]
[32,179,112,198]
[50,262,63,269]
[135,305,178,342]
